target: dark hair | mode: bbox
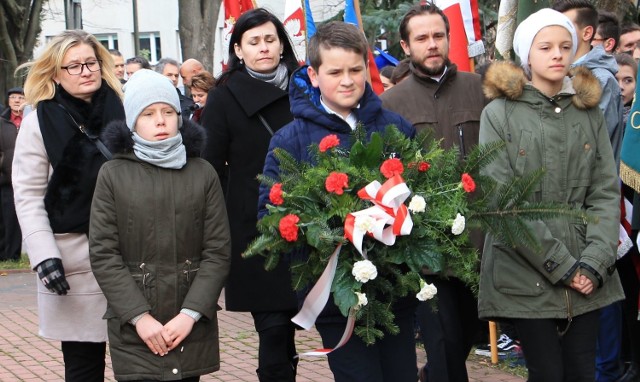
[126,56,150,69]
[399,3,449,43]
[391,58,411,84]
[217,8,299,85]
[615,52,638,78]
[621,23,640,36]
[380,65,394,79]
[596,10,620,51]
[307,21,368,70]
[552,0,598,36]
[109,49,123,57]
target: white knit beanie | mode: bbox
[123,69,182,131]
[513,8,578,72]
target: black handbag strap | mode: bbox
[257,113,274,136]
[56,103,113,160]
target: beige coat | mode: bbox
[13,110,107,342]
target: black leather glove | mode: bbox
[35,258,70,295]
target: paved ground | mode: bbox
[0,271,525,381]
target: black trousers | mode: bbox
[251,311,298,382]
[61,341,106,382]
[0,185,21,260]
[417,276,482,382]
[618,248,640,366]
[513,309,600,382]
[316,308,417,382]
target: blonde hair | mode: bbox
[17,30,123,107]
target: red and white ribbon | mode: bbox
[292,244,356,356]
[291,175,413,356]
[344,174,413,254]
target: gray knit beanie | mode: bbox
[123,69,182,131]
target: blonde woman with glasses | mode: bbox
[14,29,124,382]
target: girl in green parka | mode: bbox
[478,9,624,382]
[89,69,231,381]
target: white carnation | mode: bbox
[408,195,426,213]
[352,260,378,283]
[354,215,376,233]
[355,292,368,309]
[416,282,438,301]
[451,213,465,235]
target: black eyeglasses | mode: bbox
[60,60,102,75]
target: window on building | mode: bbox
[95,34,119,50]
[138,32,161,64]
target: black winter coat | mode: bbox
[0,108,19,185]
[200,70,298,312]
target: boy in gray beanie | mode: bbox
[123,69,183,130]
[89,65,231,381]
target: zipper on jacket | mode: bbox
[558,289,573,336]
[139,263,149,291]
[457,125,466,158]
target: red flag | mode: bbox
[434,0,471,72]
[215,0,256,72]
[284,0,306,64]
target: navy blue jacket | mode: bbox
[258,66,415,216]
[257,66,415,322]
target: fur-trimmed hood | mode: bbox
[101,118,206,158]
[482,61,602,110]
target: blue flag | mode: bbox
[344,0,358,26]
[304,0,316,40]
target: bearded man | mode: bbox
[380,4,486,382]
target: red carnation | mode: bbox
[418,161,430,172]
[279,214,300,242]
[325,172,349,195]
[269,183,284,205]
[319,134,340,152]
[461,173,476,193]
[380,158,404,179]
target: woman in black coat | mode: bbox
[200,8,300,382]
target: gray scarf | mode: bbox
[245,63,289,91]
[132,132,187,169]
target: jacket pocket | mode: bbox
[514,130,532,178]
[110,317,144,346]
[451,110,480,157]
[492,244,545,296]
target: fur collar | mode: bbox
[482,61,601,109]
[101,119,206,158]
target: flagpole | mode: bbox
[353,0,365,31]
[351,0,373,86]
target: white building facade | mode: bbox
[36,0,343,67]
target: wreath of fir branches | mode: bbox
[244,125,588,345]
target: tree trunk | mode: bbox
[0,0,45,103]
[592,0,632,21]
[178,0,220,73]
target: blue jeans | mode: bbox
[596,302,623,381]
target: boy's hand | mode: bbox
[135,314,171,356]
[570,271,594,295]
[163,313,196,351]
